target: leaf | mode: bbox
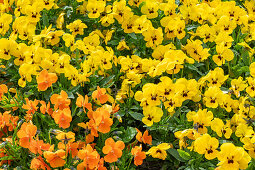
[168,149,186,162]
[107,40,119,45]
[121,127,137,143]
[186,64,203,76]
[100,75,115,87]
[177,149,191,160]
[42,12,49,27]
[186,25,199,31]
[129,111,143,121]
[128,33,137,40]
[67,91,74,99]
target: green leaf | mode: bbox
[186,64,203,76]
[121,127,137,143]
[186,24,199,31]
[67,91,74,99]
[177,149,191,160]
[168,149,186,162]
[107,40,119,45]
[42,12,49,27]
[100,75,115,87]
[129,111,143,121]
[128,33,137,40]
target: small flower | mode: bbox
[147,143,171,160]
[37,69,58,91]
[102,137,125,163]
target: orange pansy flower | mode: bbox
[22,98,39,115]
[50,90,71,110]
[0,84,7,101]
[97,158,107,170]
[77,144,100,169]
[30,156,51,170]
[92,86,108,104]
[76,94,92,112]
[43,150,66,168]
[37,69,58,91]
[58,142,79,158]
[0,111,19,132]
[93,108,113,134]
[131,145,146,166]
[53,108,72,129]
[88,108,113,137]
[40,101,53,116]
[29,140,51,155]
[136,129,152,145]
[102,137,125,163]
[17,122,37,148]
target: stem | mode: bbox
[127,156,133,169]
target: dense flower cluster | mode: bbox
[0,0,255,169]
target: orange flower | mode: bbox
[30,156,51,170]
[50,90,71,110]
[92,86,108,104]
[43,150,66,168]
[22,98,39,114]
[37,69,58,91]
[40,101,53,116]
[58,142,79,158]
[136,129,152,145]
[94,108,113,133]
[17,122,37,148]
[29,140,51,155]
[112,103,120,114]
[77,144,100,169]
[102,137,125,163]
[0,111,19,132]
[0,84,7,101]
[131,145,146,166]
[53,108,72,129]
[97,158,107,170]
[88,108,113,137]
[76,94,92,112]
[85,134,95,144]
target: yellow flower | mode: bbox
[211,118,232,139]
[217,143,251,170]
[117,40,130,51]
[203,86,223,108]
[205,67,228,88]
[104,30,115,45]
[250,62,255,78]
[229,77,247,98]
[112,0,132,24]
[0,13,12,36]
[56,13,65,29]
[212,43,234,66]
[62,33,76,51]
[184,39,210,62]
[133,15,151,34]
[142,106,163,126]
[242,137,255,159]
[87,0,106,18]
[235,123,254,139]
[143,27,163,49]
[0,38,16,60]
[141,0,159,19]
[186,109,213,134]
[147,143,171,160]
[66,19,87,36]
[194,134,219,160]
